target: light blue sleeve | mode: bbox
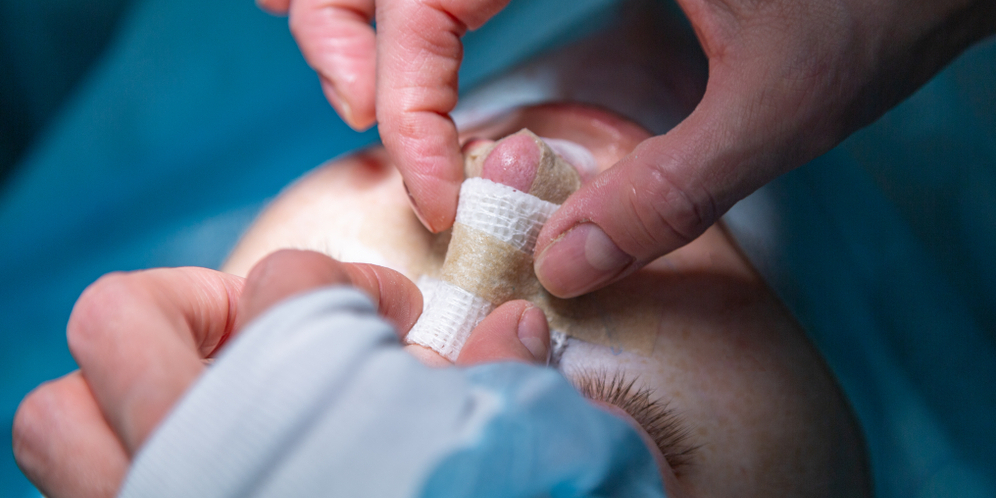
[118,286,664,498]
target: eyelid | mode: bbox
[568,368,697,474]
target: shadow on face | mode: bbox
[222,103,871,497]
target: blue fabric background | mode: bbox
[0,0,615,495]
[1,0,993,496]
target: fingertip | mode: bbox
[457,301,549,366]
[535,223,634,298]
[14,372,129,497]
[237,250,350,329]
[289,0,376,130]
[403,174,460,233]
[343,263,423,335]
[321,78,375,132]
[516,305,550,363]
[257,0,290,15]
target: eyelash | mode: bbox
[569,369,697,474]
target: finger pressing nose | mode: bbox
[237,249,423,336]
[457,300,549,366]
[235,249,353,329]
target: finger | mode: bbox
[343,261,424,335]
[456,301,549,365]
[257,0,291,15]
[375,0,511,233]
[67,268,245,454]
[235,249,352,328]
[237,249,423,335]
[534,68,805,298]
[13,372,129,498]
[289,0,377,129]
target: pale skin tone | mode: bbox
[13,103,870,497]
[12,249,559,498]
[224,103,871,497]
[258,0,996,299]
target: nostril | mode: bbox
[481,132,541,192]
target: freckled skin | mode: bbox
[224,104,871,498]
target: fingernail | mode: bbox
[535,223,633,298]
[403,181,432,231]
[517,305,549,363]
[321,79,357,130]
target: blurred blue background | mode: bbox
[1,0,993,496]
[0,0,622,494]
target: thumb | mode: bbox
[456,301,550,366]
[534,78,807,298]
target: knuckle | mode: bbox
[627,159,717,252]
[67,272,139,361]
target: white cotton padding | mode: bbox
[455,178,558,253]
[406,179,560,362]
[410,277,570,367]
[407,277,494,362]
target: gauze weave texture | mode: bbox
[406,178,559,361]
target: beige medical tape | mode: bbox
[406,131,657,362]
[405,178,558,361]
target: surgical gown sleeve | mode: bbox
[116,286,665,498]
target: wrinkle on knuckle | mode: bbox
[631,159,714,251]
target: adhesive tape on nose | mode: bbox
[405,178,558,362]
[409,276,493,361]
[455,178,558,251]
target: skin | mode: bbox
[258,0,996,299]
[223,103,871,497]
[13,248,552,498]
[13,103,870,496]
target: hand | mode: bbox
[12,250,548,498]
[261,0,994,299]
[257,0,513,232]
[532,0,996,297]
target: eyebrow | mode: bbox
[568,369,698,474]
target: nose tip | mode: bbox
[481,132,541,193]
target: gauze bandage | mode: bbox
[406,130,578,362]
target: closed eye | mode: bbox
[569,369,698,474]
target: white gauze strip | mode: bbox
[454,178,558,251]
[405,178,559,362]
[410,276,493,360]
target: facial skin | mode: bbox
[223,103,871,497]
